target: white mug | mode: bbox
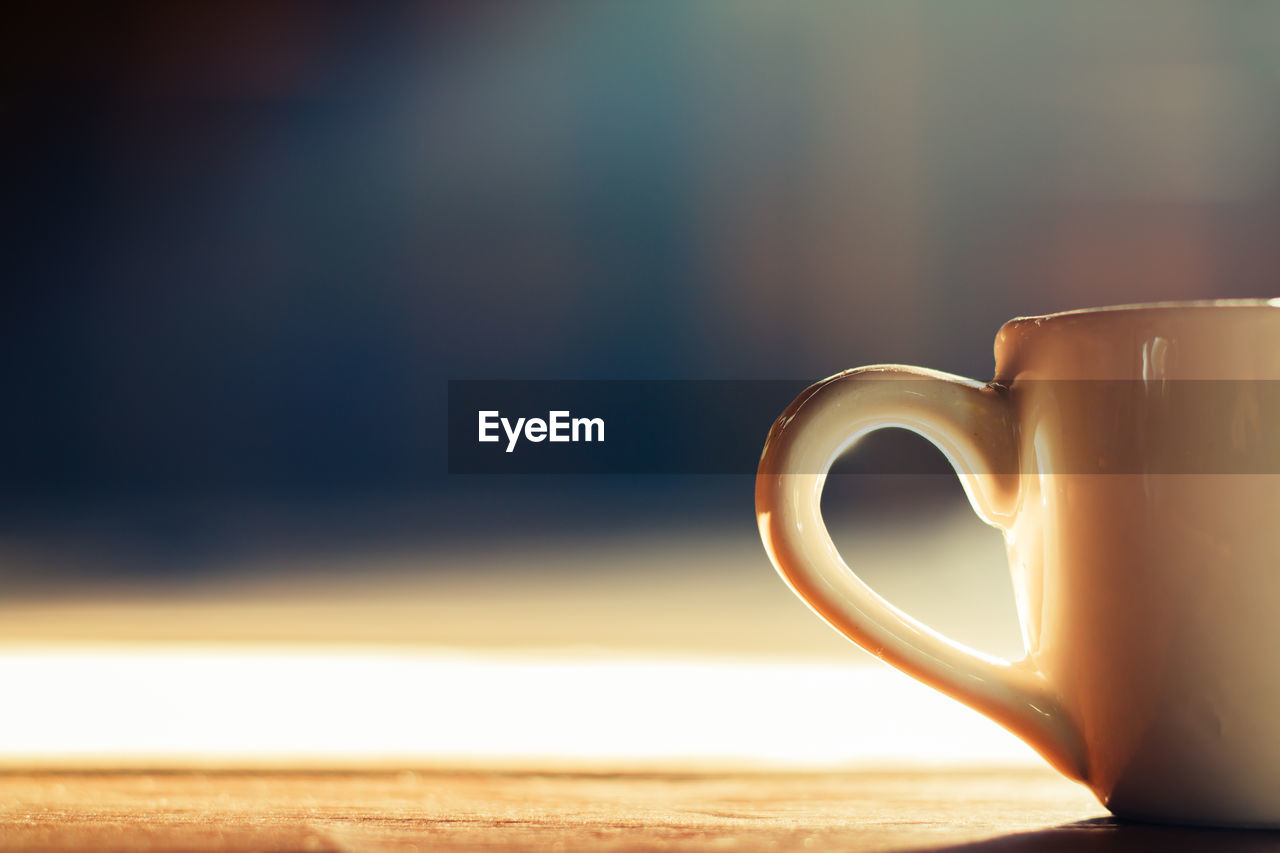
[756,300,1280,827]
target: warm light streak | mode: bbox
[0,646,1039,768]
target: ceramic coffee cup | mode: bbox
[756,300,1280,827]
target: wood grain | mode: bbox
[4,766,1267,853]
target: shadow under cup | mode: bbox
[757,301,1280,827]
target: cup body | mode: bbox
[996,302,1280,825]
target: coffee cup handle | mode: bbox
[756,365,1086,780]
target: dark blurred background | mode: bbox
[5,1,1280,580]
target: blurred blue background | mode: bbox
[5,1,1280,579]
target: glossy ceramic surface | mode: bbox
[756,300,1280,827]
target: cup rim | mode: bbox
[1010,298,1280,325]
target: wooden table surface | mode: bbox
[3,767,1277,852]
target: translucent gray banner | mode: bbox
[448,380,1280,475]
